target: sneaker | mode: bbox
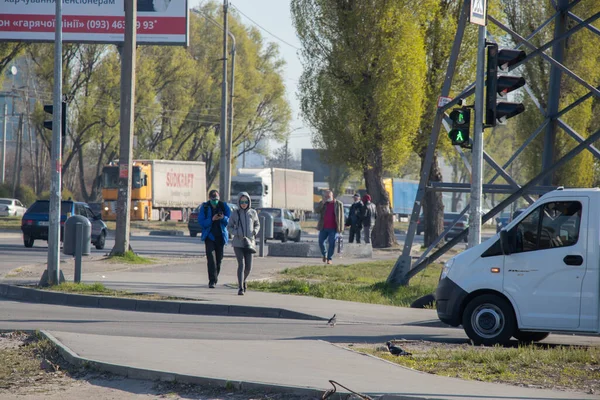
[238,288,244,296]
[322,256,327,263]
[209,283,215,288]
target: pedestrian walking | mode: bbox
[316,189,344,264]
[362,194,377,244]
[199,189,231,288]
[347,193,364,244]
[227,192,260,296]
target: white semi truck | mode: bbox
[231,168,314,212]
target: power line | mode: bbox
[229,3,301,51]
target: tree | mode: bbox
[266,145,301,169]
[292,0,429,248]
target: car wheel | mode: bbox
[293,230,301,242]
[281,230,288,243]
[23,235,34,248]
[190,231,198,238]
[513,330,550,343]
[95,231,106,250]
[462,294,516,346]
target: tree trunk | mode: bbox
[421,154,444,247]
[364,166,395,248]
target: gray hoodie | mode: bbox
[227,192,260,248]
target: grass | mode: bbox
[247,260,440,307]
[0,216,21,230]
[358,342,600,393]
[106,251,153,264]
[300,219,318,230]
[0,332,65,391]
[42,282,189,301]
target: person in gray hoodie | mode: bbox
[227,192,260,295]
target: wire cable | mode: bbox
[229,2,301,51]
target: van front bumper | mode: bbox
[435,277,468,327]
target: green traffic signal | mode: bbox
[448,107,471,148]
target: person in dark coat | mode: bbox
[347,193,364,244]
[362,194,377,244]
[199,189,231,288]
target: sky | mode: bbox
[189,0,313,158]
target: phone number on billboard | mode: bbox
[87,19,157,31]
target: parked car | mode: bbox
[258,207,302,242]
[188,202,238,238]
[417,214,424,235]
[21,200,108,249]
[88,202,103,217]
[443,212,469,242]
[0,198,27,217]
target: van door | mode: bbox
[503,198,587,330]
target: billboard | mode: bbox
[0,0,189,45]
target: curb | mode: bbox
[149,230,184,237]
[40,330,415,400]
[0,283,324,321]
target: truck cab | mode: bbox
[436,188,599,345]
[231,169,272,208]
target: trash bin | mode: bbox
[258,211,274,240]
[63,215,91,256]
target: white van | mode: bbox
[436,188,599,345]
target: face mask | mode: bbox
[210,199,219,206]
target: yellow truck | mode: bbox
[101,160,206,222]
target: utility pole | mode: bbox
[112,0,137,255]
[42,0,63,286]
[468,24,486,248]
[226,29,236,199]
[219,0,229,200]
[1,103,6,184]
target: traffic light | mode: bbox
[486,42,526,126]
[43,101,67,135]
[448,108,471,148]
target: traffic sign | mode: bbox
[438,96,453,108]
[470,0,487,26]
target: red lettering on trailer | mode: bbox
[166,172,194,188]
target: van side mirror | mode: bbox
[500,230,511,255]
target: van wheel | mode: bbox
[513,330,550,343]
[281,231,288,243]
[462,294,515,346]
[24,235,34,248]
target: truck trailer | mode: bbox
[231,168,314,212]
[101,160,206,222]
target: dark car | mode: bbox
[188,202,238,238]
[21,200,108,249]
[443,212,469,242]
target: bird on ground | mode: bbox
[327,314,337,327]
[386,341,411,356]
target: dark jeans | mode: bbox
[318,229,337,260]
[234,247,254,289]
[205,238,224,285]
[349,224,362,243]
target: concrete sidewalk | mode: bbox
[3,256,600,399]
[45,331,597,400]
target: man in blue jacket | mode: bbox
[199,189,231,288]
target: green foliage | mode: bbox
[248,261,441,307]
[14,185,37,208]
[38,188,74,201]
[0,183,10,198]
[107,251,153,265]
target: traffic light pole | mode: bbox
[41,0,63,286]
[468,25,486,248]
[112,0,136,256]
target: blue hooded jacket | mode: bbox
[199,200,231,243]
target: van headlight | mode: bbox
[440,258,455,281]
[133,206,139,211]
[104,207,109,211]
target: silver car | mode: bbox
[258,208,302,242]
[0,198,27,217]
